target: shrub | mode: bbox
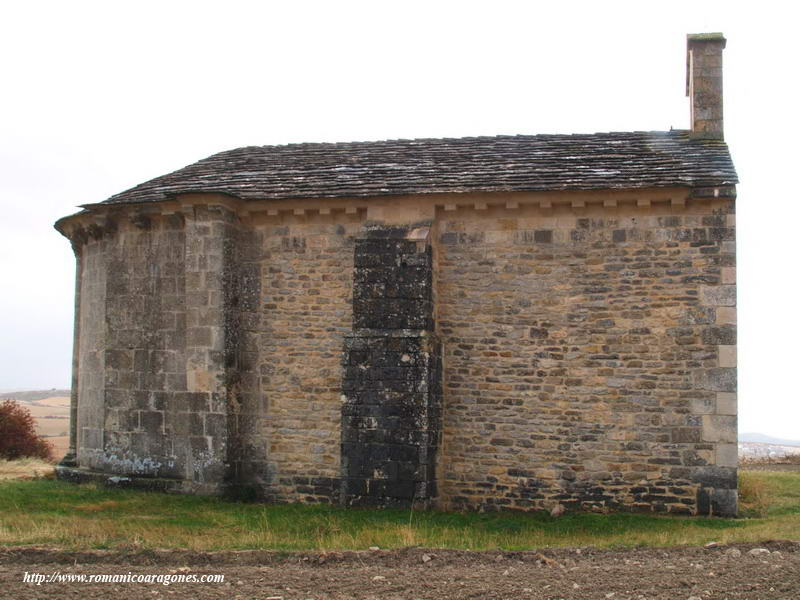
[0,400,54,461]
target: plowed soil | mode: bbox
[1,541,798,599]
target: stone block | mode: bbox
[671,427,701,443]
[104,349,133,370]
[204,413,227,439]
[716,392,737,416]
[716,443,738,468]
[697,485,738,517]
[690,396,715,415]
[716,307,736,324]
[718,345,736,368]
[700,285,736,306]
[692,465,737,490]
[139,411,164,434]
[702,325,736,345]
[721,267,736,284]
[711,488,738,517]
[709,367,736,392]
[187,327,212,346]
[702,415,737,443]
[81,427,103,450]
[188,369,215,393]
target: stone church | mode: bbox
[56,34,738,516]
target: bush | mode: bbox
[0,399,54,461]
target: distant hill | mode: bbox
[0,389,70,403]
[740,432,800,447]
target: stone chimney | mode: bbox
[686,33,726,139]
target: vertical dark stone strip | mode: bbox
[221,220,243,497]
[222,225,264,500]
[340,225,442,507]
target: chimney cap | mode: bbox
[687,32,727,46]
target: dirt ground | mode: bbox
[1,541,798,600]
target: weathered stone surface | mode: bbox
[688,33,726,139]
[56,189,737,516]
[340,226,442,507]
[707,368,737,392]
[716,443,738,468]
[702,415,737,443]
[694,462,738,517]
[700,285,736,306]
[702,325,736,345]
[436,198,737,514]
[693,465,737,489]
[253,220,356,502]
[716,392,737,416]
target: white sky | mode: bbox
[0,1,797,439]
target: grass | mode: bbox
[0,469,797,552]
[0,458,55,481]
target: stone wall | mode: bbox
[72,207,236,491]
[60,189,737,516]
[75,234,107,469]
[99,212,191,480]
[253,220,358,502]
[435,199,736,515]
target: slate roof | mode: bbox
[98,130,737,206]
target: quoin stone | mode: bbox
[55,34,738,516]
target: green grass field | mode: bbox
[0,470,798,552]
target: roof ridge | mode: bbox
[215,130,687,154]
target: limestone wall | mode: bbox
[75,235,107,469]
[435,199,736,515]
[108,216,190,479]
[74,208,233,491]
[61,188,737,515]
[252,219,358,501]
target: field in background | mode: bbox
[0,468,797,552]
[0,458,55,481]
[43,436,69,458]
[0,391,70,461]
[0,390,70,403]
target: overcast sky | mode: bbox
[1,1,797,439]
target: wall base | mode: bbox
[55,465,222,496]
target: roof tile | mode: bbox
[100,131,737,205]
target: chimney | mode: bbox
[686,33,726,139]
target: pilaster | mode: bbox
[340,224,443,506]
